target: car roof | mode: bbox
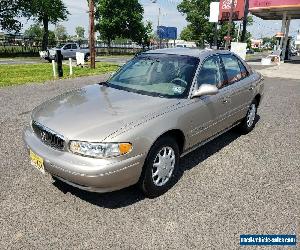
[143,48,232,59]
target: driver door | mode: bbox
[188,55,233,147]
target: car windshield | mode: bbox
[108,53,199,98]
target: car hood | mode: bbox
[32,84,177,141]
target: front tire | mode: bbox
[139,137,180,198]
[85,54,90,62]
[238,100,258,134]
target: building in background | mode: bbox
[249,0,300,61]
[295,30,300,51]
[167,40,197,48]
[251,39,263,49]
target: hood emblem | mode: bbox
[41,131,48,141]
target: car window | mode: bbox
[221,54,242,85]
[71,44,77,49]
[238,59,249,79]
[64,44,71,50]
[197,56,223,88]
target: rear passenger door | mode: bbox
[220,54,254,124]
[70,44,78,58]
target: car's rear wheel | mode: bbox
[238,100,258,134]
[139,136,180,198]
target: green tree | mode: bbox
[24,23,56,46]
[178,0,213,47]
[218,22,237,46]
[262,36,277,49]
[48,30,56,46]
[54,24,68,41]
[180,25,195,41]
[0,0,25,32]
[24,23,44,39]
[23,0,69,50]
[178,0,245,47]
[139,21,153,48]
[96,0,146,47]
[75,26,85,40]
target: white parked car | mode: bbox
[40,43,90,62]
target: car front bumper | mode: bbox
[23,126,146,193]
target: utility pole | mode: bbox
[225,0,235,50]
[214,23,218,49]
[89,0,96,69]
[158,7,162,48]
[241,0,249,42]
[237,22,242,42]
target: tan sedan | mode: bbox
[24,48,264,198]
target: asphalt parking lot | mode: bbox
[0,75,299,249]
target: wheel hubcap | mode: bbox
[247,104,256,128]
[152,147,176,187]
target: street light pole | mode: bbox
[89,0,96,69]
[158,7,162,48]
[241,0,249,42]
[151,1,162,48]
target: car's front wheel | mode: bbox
[139,136,180,198]
[85,54,90,62]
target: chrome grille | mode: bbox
[32,121,65,150]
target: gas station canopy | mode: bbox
[249,0,300,20]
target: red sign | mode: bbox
[250,0,300,9]
[219,0,245,21]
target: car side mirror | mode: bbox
[192,84,219,98]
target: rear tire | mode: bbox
[139,137,180,198]
[238,100,258,134]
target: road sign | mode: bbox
[157,26,178,40]
[219,0,245,21]
[209,2,220,23]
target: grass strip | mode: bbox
[0,62,119,88]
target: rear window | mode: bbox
[221,54,242,85]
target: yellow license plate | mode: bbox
[30,150,45,174]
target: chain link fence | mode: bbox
[0,35,161,57]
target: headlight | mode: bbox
[69,141,132,158]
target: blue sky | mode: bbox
[18,0,300,39]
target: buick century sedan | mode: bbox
[24,48,264,198]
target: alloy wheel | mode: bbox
[152,146,176,187]
[247,104,256,128]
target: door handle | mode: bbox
[249,86,255,91]
[222,97,230,104]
